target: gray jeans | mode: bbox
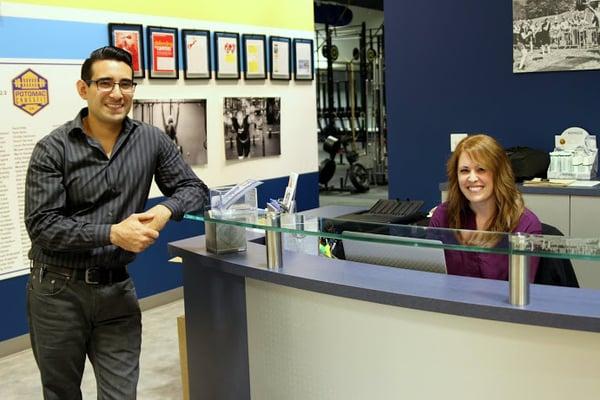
[27,267,142,400]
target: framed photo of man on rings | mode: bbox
[108,23,145,78]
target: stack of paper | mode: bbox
[522,178,575,187]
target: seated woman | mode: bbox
[429,134,541,281]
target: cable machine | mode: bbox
[317,24,369,193]
[316,22,387,192]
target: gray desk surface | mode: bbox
[170,205,600,333]
[439,182,600,196]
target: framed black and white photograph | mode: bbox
[108,23,145,78]
[513,0,600,73]
[182,29,211,79]
[223,97,281,161]
[214,31,240,79]
[147,26,179,79]
[242,34,267,79]
[133,99,207,165]
[293,38,314,80]
[269,36,291,80]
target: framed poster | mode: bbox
[147,26,179,79]
[293,38,314,80]
[182,29,211,79]
[108,23,145,78]
[214,31,240,79]
[269,36,291,80]
[242,34,267,80]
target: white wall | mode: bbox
[2,2,319,196]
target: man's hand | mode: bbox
[110,212,159,253]
[142,204,172,232]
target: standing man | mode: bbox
[24,46,208,399]
[232,109,251,159]
[590,2,600,45]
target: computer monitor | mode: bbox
[341,231,447,274]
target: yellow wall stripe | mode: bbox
[8,0,314,31]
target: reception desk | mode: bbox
[169,206,600,400]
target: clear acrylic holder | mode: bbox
[205,186,258,254]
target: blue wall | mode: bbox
[384,0,600,209]
[0,172,318,342]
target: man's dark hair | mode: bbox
[81,46,133,81]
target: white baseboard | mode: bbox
[0,334,30,359]
[139,286,183,311]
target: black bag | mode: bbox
[506,147,550,182]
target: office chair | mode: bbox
[534,223,579,288]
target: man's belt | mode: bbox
[31,262,129,285]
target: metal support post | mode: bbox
[509,234,530,306]
[265,212,283,269]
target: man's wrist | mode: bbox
[156,203,174,220]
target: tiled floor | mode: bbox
[0,298,184,400]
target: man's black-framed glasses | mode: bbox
[86,78,137,93]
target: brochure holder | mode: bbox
[205,182,260,254]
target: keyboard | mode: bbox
[335,199,425,225]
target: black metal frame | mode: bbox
[181,29,211,79]
[242,34,267,80]
[269,36,291,80]
[146,26,179,79]
[108,23,145,79]
[214,31,241,79]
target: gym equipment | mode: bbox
[322,45,339,61]
[366,48,377,62]
[318,135,369,193]
[315,22,387,189]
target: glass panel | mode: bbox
[185,209,600,262]
[509,233,600,261]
